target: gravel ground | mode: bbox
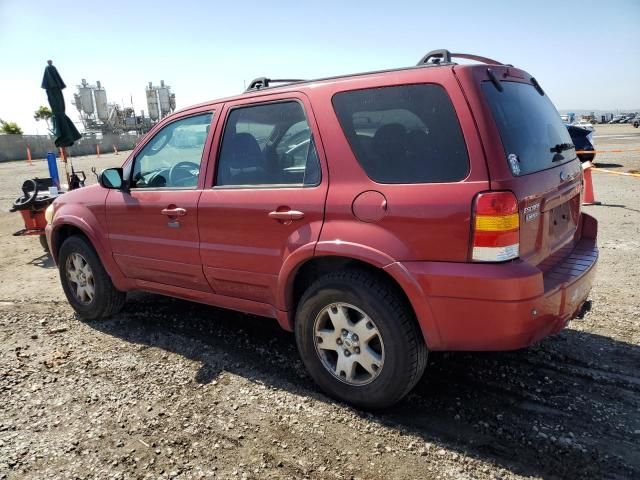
[1,124,639,479]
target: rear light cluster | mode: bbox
[472,191,520,262]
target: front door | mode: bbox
[198,95,328,306]
[106,111,215,292]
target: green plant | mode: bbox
[34,106,53,133]
[0,119,24,135]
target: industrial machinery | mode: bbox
[73,79,153,134]
[145,80,176,122]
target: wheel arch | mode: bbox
[51,215,131,291]
[278,253,440,348]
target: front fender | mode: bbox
[50,206,131,291]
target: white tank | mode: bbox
[158,87,171,117]
[94,82,109,122]
[169,93,176,111]
[146,84,159,121]
[78,86,94,115]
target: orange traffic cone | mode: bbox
[26,147,33,166]
[582,161,601,206]
[96,144,101,158]
[113,144,119,155]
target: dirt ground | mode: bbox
[1,124,639,479]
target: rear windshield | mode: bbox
[482,81,576,175]
[332,84,469,184]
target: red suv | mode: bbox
[46,50,598,409]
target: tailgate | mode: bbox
[506,162,583,267]
[469,69,585,266]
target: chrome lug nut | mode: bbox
[344,350,351,357]
[336,338,343,345]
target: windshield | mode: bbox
[482,81,576,176]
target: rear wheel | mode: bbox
[58,235,125,320]
[295,270,427,409]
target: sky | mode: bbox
[1,0,639,134]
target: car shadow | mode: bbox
[596,203,640,214]
[593,162,623,168]
[85,293,639,479]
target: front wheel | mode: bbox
[295,270,427,409]
[58,235,126,320]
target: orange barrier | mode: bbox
[113,145,119,155]
[26,147,33,166]
[96,144,100,158]
[581,162,600,205]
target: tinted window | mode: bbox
[482,82,576,175]
[332,84,469,183]
[216,102,320,187]
[132,113,212,188]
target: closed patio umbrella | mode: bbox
[41,60,81,147]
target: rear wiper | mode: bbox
[550,143,574,154]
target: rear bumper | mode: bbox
[399,213,598,351]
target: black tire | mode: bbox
[58,235,126,320]
[39,235,49,253]
[295,270,427,409]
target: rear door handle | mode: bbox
[268,210,305,221]
[161,207,187,217]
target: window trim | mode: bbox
[211,99,322,190]
[330,82,471,185]
[127,111,215,191]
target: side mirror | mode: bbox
[99,168,126,190]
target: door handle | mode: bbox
[268,210,305,221]
[161,207,187,217]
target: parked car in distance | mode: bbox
[572,119,594,131]
[45,49,598,409]
[567,125,596,163]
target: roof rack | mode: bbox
[245,77,307,92]
[416,49,504,66]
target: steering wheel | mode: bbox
[12,179,38,211]
[168,161,200,186]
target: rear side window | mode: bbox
[216,101,320,187]
[482,81,576,175]
[332,84,469,183]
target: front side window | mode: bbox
[131,112,213,188]
[332,84,469,184]
[216,101,320,187]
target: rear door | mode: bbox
[197,93,328,306]
[457,66,583,267]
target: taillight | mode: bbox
[472,191,519,262]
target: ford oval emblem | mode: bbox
[559,170,566,181]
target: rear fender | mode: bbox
[276,241,442,348]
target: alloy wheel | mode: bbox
[65,253,95,304]
[313,302,385,386]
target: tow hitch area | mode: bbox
[575,300,593,320]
